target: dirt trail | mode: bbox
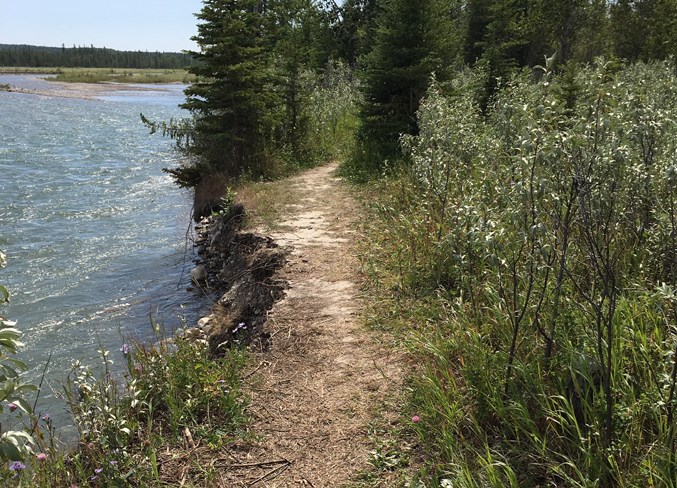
[221,162,404,486]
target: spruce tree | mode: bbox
[181,0,277,183]
[356,0,457,171]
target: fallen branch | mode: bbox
[247,460,292,486]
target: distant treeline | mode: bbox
[0,44,197,69]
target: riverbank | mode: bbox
[0,68,190,99]
[2,161,409,486]
[4,81,166,99]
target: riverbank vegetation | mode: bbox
[49,68,195,84]
[144,0,361,219]
[0,330,249,486]
[3,0,677,486]
[0,67,195,84]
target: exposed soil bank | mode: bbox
[186,204,288,355]
[206,163,405,486]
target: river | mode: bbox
[0,75,209,424]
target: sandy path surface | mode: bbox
[218,162,404,487]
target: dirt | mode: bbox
[185,203,288,354]
[208,162,405,487]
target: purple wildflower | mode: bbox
[233,322,247,334]
[7,402,18,412]
[9,461,25,471]
[94,467,103,474]
[41,412,51,422]
[120,343,130,355]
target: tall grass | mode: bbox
[358,59,677,486]
[0,329,249,486]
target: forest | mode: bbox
[0,43,195,69]
[2,0,677,486]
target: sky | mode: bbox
[0,0,205,52]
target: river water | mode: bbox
[0,76,209,421]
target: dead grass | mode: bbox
[235,180,297,232]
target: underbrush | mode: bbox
[0,330,248,486]
[356,59,677,487]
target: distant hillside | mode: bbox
[0,44,197,69]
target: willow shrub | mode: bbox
[365,60,677,486]
[0,251,38,468]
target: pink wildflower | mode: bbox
[412,415,421,423]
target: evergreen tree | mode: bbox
[464,0,493,65]
[610,0,677,61]
[327,0,380,65]
[268,0,317,159]
[356,0,457,169]
[180,0,278,184]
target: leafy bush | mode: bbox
[0,326,248,486]
[362,59,677,486]
[0,251,37,465]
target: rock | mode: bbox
[210,230,222,247]
[197,316,212,329]
[190,265,208,283]
[203,323,215,336]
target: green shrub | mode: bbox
[362,59,677,486]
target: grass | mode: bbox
[0,67,195,84]
[347,60,677,487]
[0,67,64,74]
[234,178,299,231]
[0,327,250,486]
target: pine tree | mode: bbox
[267,0,316,160]
[329,0,380,65]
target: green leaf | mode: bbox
[0,440,23,461]
[0,285,9,303]
[6,397,33,414]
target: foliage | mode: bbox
[48,68,195,84]
[610,0,677,62]
[1,330,248,485]
[0,251,38,465]
[360,59,677,486]
[179,0,277,185]
[351,0,460,175]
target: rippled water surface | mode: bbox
[0,77,208,418]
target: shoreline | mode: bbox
[0,70,184,100]
[4,80,172,100]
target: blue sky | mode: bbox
[0,0,204,52]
